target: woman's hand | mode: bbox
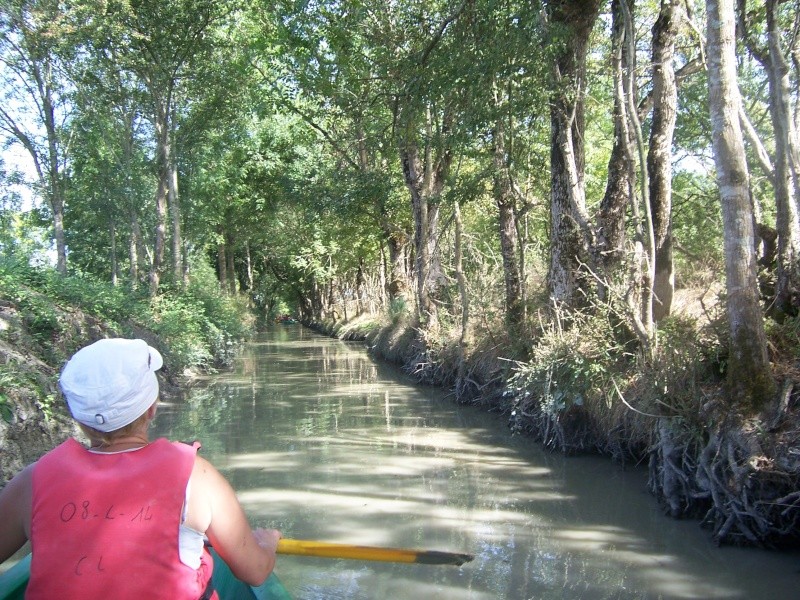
[253,528,282,554]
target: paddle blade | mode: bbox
[276,539,473,566]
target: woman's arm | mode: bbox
[188,455,280,586]
[0,465,32,563]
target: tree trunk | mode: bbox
[764,0,800,315]
[129,208,147,287]
[169,157,183,286]
[598,0,634,294]
[384,228,409,303]
[122,113,141,287]
[217,233,227,293]
[182,239,190,284]
[129,211,139,286]
[738,0,800,316]
[225,230,236,295]
[356,258,366,316]
[245,241,254,292]
[110,220,118,286]
[150,174,168,295]
[51,188,67,275]
[108,218,119,286]
[454,201,469,345]
[546,0,602,308]
[41,71,67,275]
[493,115,523,335]
[617,0,656,352]
[648,0,679,322]
[354,117,409,307]
[149,98,170,296]
[405,158,431,323]
[310,279,323,320]
[707,0,775,409]
[399,109,451,328]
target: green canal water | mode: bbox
[153,326,799,600]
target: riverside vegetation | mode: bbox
[2,250,799,551]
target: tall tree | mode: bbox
[648,0,680,321]
[492,101,524,335]
[102,0,232,294]
[545,0,603,309]
[381,1,466,329]
[597,0,634,294]
[254,0,411,306]
[65,49,154,286]
[0,0,78,274]
[398,105,454,329]
[618,0,657,350]
[470,1,548,341]
[739,0,800,317]
[707,0,774,408]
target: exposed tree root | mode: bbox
[648,418,709,518]
[509,374,800,548]
[650,400,800,548]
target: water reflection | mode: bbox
[154,327,799,599]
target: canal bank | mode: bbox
[303,314,800,552]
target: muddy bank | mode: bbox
[0,300,92,484]
[0,300,186,485]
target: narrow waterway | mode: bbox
[154,326,799,600]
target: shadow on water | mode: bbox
[154,326,800,600]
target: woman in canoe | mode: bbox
[0,338,281,599]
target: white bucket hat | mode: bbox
[59,338,163,432]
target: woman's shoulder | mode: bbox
[184,453,223,533]
[0,463,34,521]
[4,463,34,491]
[189,452,225,486]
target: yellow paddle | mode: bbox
[276,538,473,566]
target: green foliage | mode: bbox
[144,275,255,374]
[765,314,800,364]
[642,315,721,422]
[146,294,212,372]
[0,258,64,353]
[0,256,145,332]
[52,277,143,324]
[671,171,724,287]
[0,361,58,423]
[187,261,252,339]
[0,390,13,423]
[0,255,254,375]
[505,307,724,454]
[0,188,53,264]
[389,296,410,325]
[507,310,627,423]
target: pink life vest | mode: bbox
[28,438,214,600]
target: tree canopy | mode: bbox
[1,0,797,407]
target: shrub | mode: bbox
[0,255,255,375]
[506,307,638,454]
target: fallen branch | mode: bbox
[612,378,664,418]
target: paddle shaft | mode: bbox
[276,539,473,566]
